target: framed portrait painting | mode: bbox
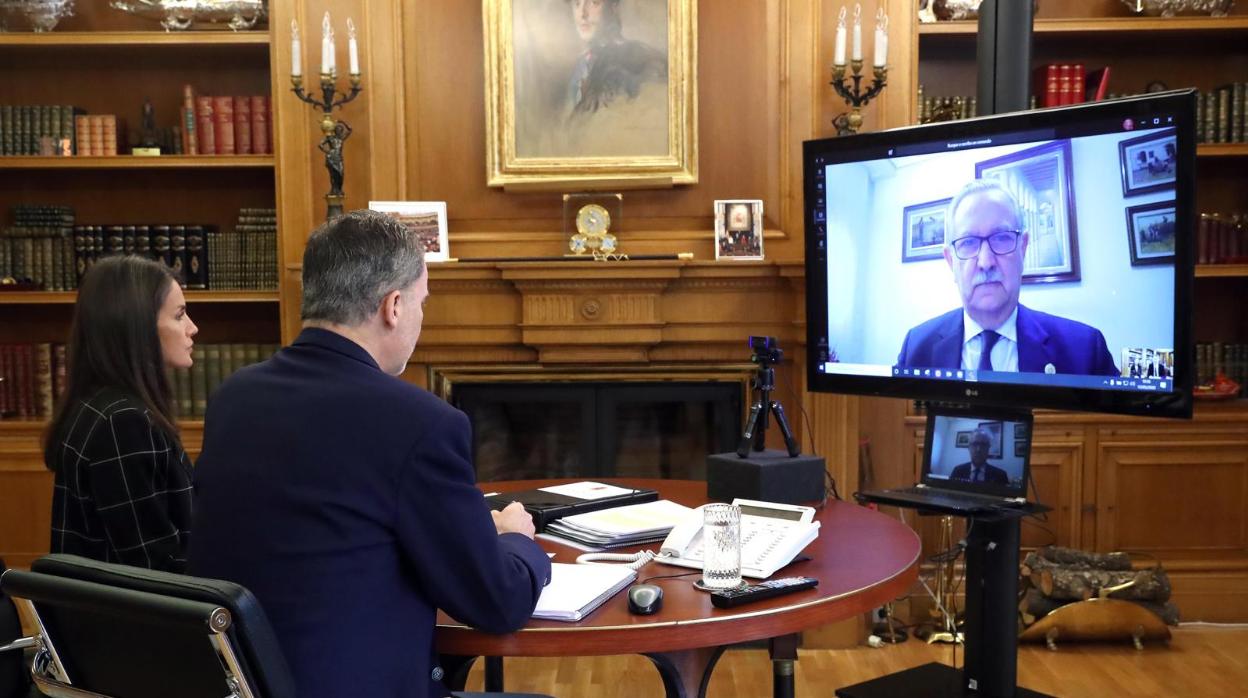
[368,201,451,262]
[975,140,1080,284]
[1119,129,1177,197]
[714,199,764,260]
[901,197,950,262]
[483,0,698,189]
[1125,200,1177,266]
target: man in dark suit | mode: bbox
[949,429,1009,484]
[190,211,551,698]
[896,180,1118,377]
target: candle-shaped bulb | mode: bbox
[874,12,889,68]
[347,18,360,76]
[321,11,334,75]
[290,18,302,78]
[833,6,847,66]
[851,4,862,63]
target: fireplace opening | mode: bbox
[449,381,743,482]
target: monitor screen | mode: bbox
[922,406,1033,498]
[804,91,1196,418]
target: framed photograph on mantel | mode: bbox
[483,0,698,189]
[368,201,450,262]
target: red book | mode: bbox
[17,344,33,419]
[195,96,216,155]
[1033,64,1059,108]
[250,95,270,155]
[182,84,199,155]
[1057,64,1073,106]
[213,96,235,155]
[0,345,10,417]
[1071,64,1086,105]
[233,96,252,155]
[1086,66,1112,102]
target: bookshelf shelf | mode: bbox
[918,16,1248,37]
[0,31,270,48]
[0,291,280,305]
[0,420,205,430]
[1196,264,1248,278]
[0,156,275,170]
[1197,144,1248,158]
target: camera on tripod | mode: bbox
[748,336,783,366]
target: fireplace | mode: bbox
[434,367,750,482]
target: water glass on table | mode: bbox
[701,503,742,589]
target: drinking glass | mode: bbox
[701,503,742,589]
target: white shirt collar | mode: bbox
[963,306,1019,345]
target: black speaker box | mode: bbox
[706,449,826,504]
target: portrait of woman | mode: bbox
[44,256,199,572]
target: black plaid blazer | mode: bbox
[48,387,192,572]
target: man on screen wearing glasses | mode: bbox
[896,179,1118,376]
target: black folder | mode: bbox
[484,483,659,531]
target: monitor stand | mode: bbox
[842,402,1053,698]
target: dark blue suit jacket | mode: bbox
[189,329,551,698]
[896,305,1119,376]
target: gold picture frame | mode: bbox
[483,0,698,190]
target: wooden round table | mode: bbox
[437,479,920,698]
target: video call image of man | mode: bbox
[895,180,1119,377]
[948,429,1010,485]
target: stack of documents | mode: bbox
[543,499,694,550]
[532,562,636,621]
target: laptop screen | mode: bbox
[921,406,1033,498]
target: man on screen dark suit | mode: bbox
[190,211,551,698]
[896,180,1118,377]
[949,429,1010,484]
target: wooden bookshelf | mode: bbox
[1197,144,1248,158]
[0,31,270,48]
[918,16,1248,37]
[0,291,280,305]
[0,156,275,170]
[1196,264,1248,278]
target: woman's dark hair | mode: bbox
[44,256,180,469]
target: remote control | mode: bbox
[710,576,819,609]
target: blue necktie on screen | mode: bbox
[979,330,1000,372]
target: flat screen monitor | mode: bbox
[804,90,1196,418]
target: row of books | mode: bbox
[74,115,124,157]
[0,344,64,420]
[1198,212,1247,265]
[171,343,279,418]
[1198,83,1248,145]
[1196,343,1248,397]
[0,342,280,421]
[0,105,81,156]
[182,87,272,156]
[1033,64,1111,108]
[0,206,278,292]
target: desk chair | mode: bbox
[0,554,295,698]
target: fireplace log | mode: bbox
[1036,545,1133,571]
[1032,564,1171,603]
[1019,587,1180,626]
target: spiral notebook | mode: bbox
[532,563,636,622]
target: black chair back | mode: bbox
[0,554,295,698]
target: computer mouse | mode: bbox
[627,583,663,615]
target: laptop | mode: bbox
[858,404,1036,515]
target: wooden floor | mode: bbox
[463,627,1248,697]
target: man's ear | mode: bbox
[1019,231,1030,258]
[379,289,402,330]
[943,245,954,270]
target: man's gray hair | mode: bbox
[301,209,426,326]
[945,179,1024,240]
[970,428,993,446]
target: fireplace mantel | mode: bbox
[418,259,806,364]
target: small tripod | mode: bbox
[736,339,801,458]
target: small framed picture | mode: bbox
[1013,422,1030,440]
[714,199,764,260]
[955,431,972,448]
[1125,201,1176,266]
[368,201,450,262]
[1014,440,1029,458]
[901,197,951,263]
[1118,129,1177,197]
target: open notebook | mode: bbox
[532,563,636,622]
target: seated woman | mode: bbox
[44,255,198,572]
